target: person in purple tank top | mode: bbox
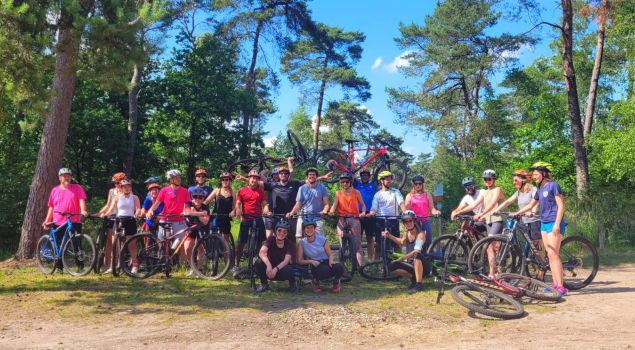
[405,175,440,251]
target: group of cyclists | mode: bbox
[43,157,567,296]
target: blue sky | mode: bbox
[259,0,561,157]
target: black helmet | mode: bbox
[412,175,424,183]
[275,219,290,232]
[305,167,319,176]
[339,173,353,180]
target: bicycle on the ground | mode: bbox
[36,212,96,276]
[467,212,599,290]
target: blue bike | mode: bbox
[35,212,96,276]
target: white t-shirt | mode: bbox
[459,189,483,214]
[371,188,404,217]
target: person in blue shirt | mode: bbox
[353,168,378,261]
[289,168,330,236]
[139,181,164,234]
[513,161,567,296]
[188,168,212,198]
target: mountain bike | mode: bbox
[467,213,599,290]
[446,273,526,319]
[109,216,138,277]
[92,215,112,274]
[427,215,486,272]
[329,215,362,282]
[121,215,202,278]
[190,214,232,280]
[36,212,96,276]
[233,215,264,291]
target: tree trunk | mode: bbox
[240,19,265,158]
[583,0,608,138]
[124,61,143,177]
[16,23,82,259]
[561,0,589,198]
[312,77,327,154]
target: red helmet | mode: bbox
[112,172,126,182]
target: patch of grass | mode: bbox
[598,246,635,266]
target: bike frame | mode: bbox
[48,216,76,259]
[329,142,388,175]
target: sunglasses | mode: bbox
[221,178,231,181]
[193,196,205,200]
[403,219,414,224]
[463,184,475,189]
[483,178,494,181]
[360,173,370,176]
[195,174,206,178]
[115,182,121,185]
[414,182,423,186]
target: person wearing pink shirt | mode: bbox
[146,169,191,251]
[42,168,88,246]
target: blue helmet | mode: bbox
[302,217,317,229]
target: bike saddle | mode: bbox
[344,139,359,145]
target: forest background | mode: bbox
[1,0,634,260]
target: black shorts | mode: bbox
[375,218,400,241]
[360,216,375,238]
[238,219,266,244]
[114,218,137,236]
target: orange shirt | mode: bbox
[336,189,361,217]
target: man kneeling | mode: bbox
[255,220,297,292]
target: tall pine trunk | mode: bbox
[561,0,589,198]
[240,19,264,159]
[124,61,143,177]
[583,0,607,138]
[16,23,82,259]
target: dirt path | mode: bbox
[1,265,634,349]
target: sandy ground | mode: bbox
[1,264,634,350]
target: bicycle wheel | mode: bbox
[93,227,107,274]
[498,273,562,302]
[451,284,525,319]
[246,228,258,290]
[468,235,525,275]
[122,233,162,278]
[338,237,355,282]
[227,158,261,174]
[35,235,57,275]
[61,233,95,276]
[427,234,469,273]
[191,235,232,280]
[560,235,599,290]
[315,148,351,183]
[111,233,122,277]
[287,129,308,164]
[372,158,408,190]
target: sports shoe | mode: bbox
[408,282,424,294]
[408,278,417,290]
[103,268,113,274]
[186,269,195,277]
[131,266,139,274]
[231,266,242,278]
[555,285,568,297]
[256,284,269,293]
[311,279,322,293]
[289,281,299,293]
[332,279,341,293]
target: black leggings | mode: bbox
[254,259,295,285]
[389,261,415,275]
[310,261,344,282]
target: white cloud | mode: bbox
[384,51,413,74]
[263,136,277,148]
[357,104,372,116]
[312,114,330,133]
[371,57,383,70]
[501,43,533,59]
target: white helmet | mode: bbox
[482,169,497,179]
[58,167,72,176]
[166,169,182,179]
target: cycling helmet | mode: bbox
[166,169,182,179]
[339,173,353,180]
[271,168,280,175]
[147,183,160,191]
[112,172,126,182]
[247,169,260,178]
[275,219,290,231]
[512,169,532,181]
[401,210,416,221]
[529,161,553,172]
[195,169,207,176]
[377,170,393,181]
[144,176,161,184]
[58,167,72,176]
[277,166,290,174]
[120,179,132,186]
[305,167,319,176]
[219,172,233,180]
[412,175,424,183]
[360,168,371,176]
[191,187,207,198]
[302,217,317,229]
[462,176,475,186]
[482,169,497,179]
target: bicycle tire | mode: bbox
[121,233,162,278]
[468,235,525,275]
[227,158,261,174]
[35,235,57,275]
[246,227,258,290]
[498,273,562,302]
[191,235,232,280]
[315,148,351,183]
[372,158,408,190]
[560,235,599,290]
[287,129,308,164]
[111,232,122,277]
[93,226,107,274]
[427,234,469,272]
[338,236,355,282]
[61,233,96,276]
[358,261,400,281]
[451,284,525,319]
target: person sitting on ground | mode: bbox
[254,220,297,293]
[382,210,427,294]
[296,218,344,293]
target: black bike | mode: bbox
[359,216,401,281]
[190,214,233,280]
